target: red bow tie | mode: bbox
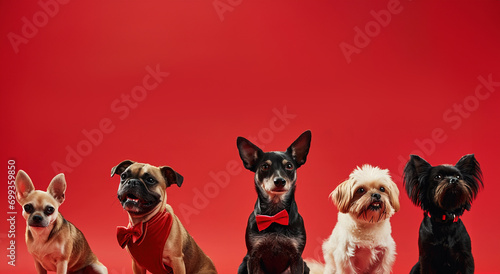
[255,209,289,231]
[117,222,144,248]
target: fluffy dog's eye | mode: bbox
[146,177,156,185]
[380,187,385,192]
[261,163,270,171]
[456,175,460,179]
[357,188,365,194]
[44,206,54,216]
[435,175,442,180]
[285,162,293,170]
[24,204,34,214]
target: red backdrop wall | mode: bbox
[1,1,499,273]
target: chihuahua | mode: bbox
[15,170,107,274]
[236,130,312,274]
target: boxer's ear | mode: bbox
[160,166,183,187]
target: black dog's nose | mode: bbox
[32,215,43,223]
[449,178,458,184]
[274,178,286,187]
[372,193,381,200]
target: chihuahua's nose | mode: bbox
[274,178,286,187]
[32,215,43,223]
[372,193,381,200]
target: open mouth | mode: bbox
[369,201,382,211]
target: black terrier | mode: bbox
[236,130,311,274]
[403,154,483,274]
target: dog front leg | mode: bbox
[168,256,186,274]
[55,260,68,274]
[247,256,265,274]
[131,259,146,274]
[33,259,47,274]
[289,256,309,274]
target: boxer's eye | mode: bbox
[121,173,127,180]
[146,177,156,185]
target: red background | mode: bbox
[1,1,500,273]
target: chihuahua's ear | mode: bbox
[286,130,311,168]
[15,170,35,204]
[455,154,483,198]
[111,160,136,177]
[47,173,66,205]
[160,166,184,188]
[237,137,263,172]
[330,179,353,214]
[403,155,431,207]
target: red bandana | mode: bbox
[255,209,289,231]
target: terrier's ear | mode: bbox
[403,155,431,207]
[237,137,263,172]
[286,130,311,168]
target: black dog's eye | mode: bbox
[357,188,365,194]
[44,206,55,216]
[435,175,442,180]
[121,173,127,180]
[24,204,34,214]
[380,187,385,192]
[285,162,293,170]
[456,175,461,179]
[261,163,270,171]
[146,177,156,185]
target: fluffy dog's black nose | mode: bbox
[372,193,381,200]
[449,178,458,184]
[274,178,286,187]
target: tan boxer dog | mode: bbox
[111,160,217,274]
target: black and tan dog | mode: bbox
[404,154,483,274]
[237,130,312,274]
[111,160,217,274]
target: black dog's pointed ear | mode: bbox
[237,137,263,172]
[455,154,483,199]
[286,130,311,168]
[403,155,432,207]
[111,160,135,177]
[160,166,184,188]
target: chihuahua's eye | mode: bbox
[357,188,365,194]
[121,173,127,180]
[24,204,34,214]
[435,175,442,180]
[44,206,55,216]
[146,177,156,185]
[380,187,385,192]
[261,163,270,171]
[285,162,293,170]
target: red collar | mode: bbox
[425,211,459,223]
[117,209,172,248]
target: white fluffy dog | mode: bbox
[314,165,400,274]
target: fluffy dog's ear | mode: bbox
[237,137,263,172]
[455,154,483,200]
[403,155,431,207]
[111,160,136,177]
[388,180,401,212]
[160,166,184,188]
[330,179,353,213]
[286,130,311,168]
